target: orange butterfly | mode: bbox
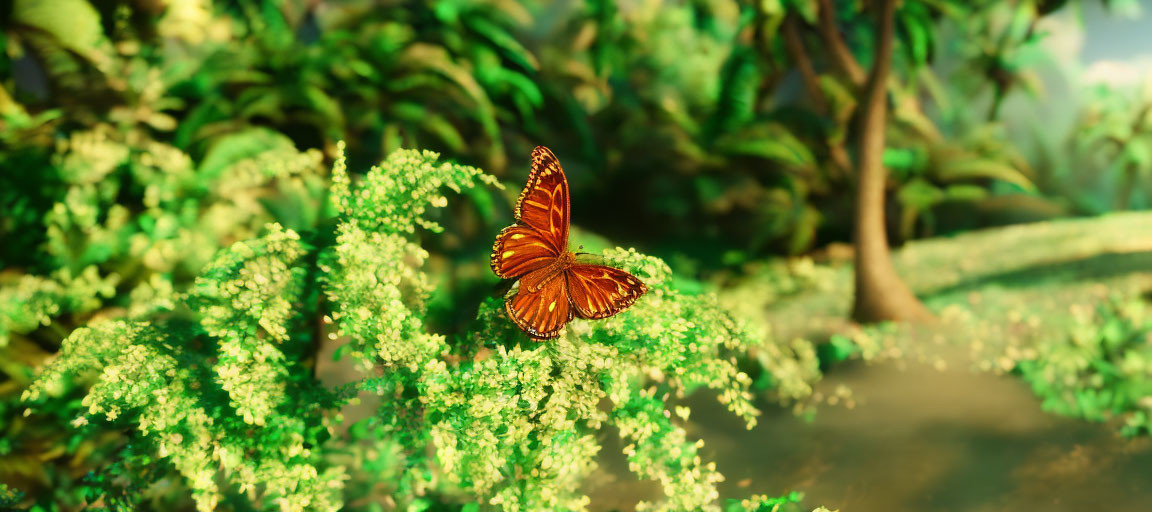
[491,146,647,340]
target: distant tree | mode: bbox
[769,0,1049,322]
[849,0,936,321]
[1074,84,1152,210]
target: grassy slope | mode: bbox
[728,212,1152,373]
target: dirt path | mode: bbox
[589,353,1152,511]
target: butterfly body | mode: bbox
[491,146,647,340]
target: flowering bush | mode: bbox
[20,145,825,511]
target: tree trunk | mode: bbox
[851,0,934,323]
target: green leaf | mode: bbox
[704,45,761,141]
[13,0,105,56]
[934,157,1034,189]
[1123,137,1152,168]
[898,9,931,66]
[943,184,989,202]
[714,122,817,169]
[462,16,538,72]
[785,0,818,24]
[198,128,296,180]
[786,205,820,254]
[883,148,920,171]
[818,75,857,122]
[898,179,945,209]
[300,85,345,129]
[392,102,466,152]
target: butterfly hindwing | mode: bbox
[491,225,558,279]
[566,264,647,319]
[505,273,573,340]
[514,146,569,253]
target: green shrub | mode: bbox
[20,145,818,511]
[1015,296,1152,436]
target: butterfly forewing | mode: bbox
[566,265,648,319]
[514,146,570,252]
[505,274,573,339]
[490,225,558,279]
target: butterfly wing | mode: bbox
[514,146,570,251]
[566,264,647,319]
[491,225,559,279]
[505,273,573,340]
[491,146,571,279]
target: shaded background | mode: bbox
[7,0,1152,511]
[9,0,1152,273]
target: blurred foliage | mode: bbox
[0,0,1096,265]
[524,0,1054,265]
[1059,83,1152,212]
[2,0,540,172]
[1015,296,1152,436]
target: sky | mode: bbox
[1079,0,1152,88]
[991,1,1152,159]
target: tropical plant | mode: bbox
[171,0,543,171]
[2,0,542,172]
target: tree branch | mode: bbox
[782,14,853,178]
[782,15,828,113]
[817,0,866,87]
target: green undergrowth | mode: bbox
[20,145,829,511]
[718,212,1152,434]
[0,125,330,507]
[1015,296,1152,436]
